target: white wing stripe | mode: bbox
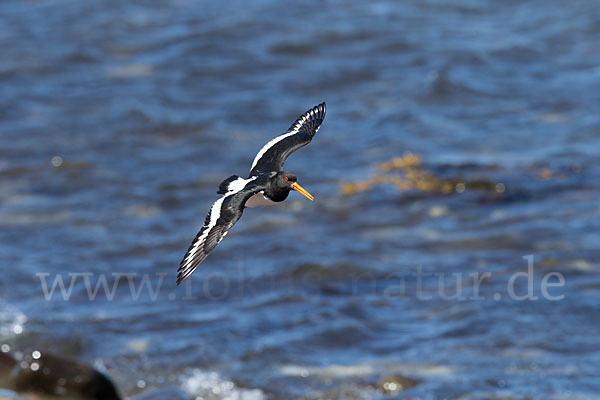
[249,104,323,172]
[182,197,225,266]
[249,109,314,172]
[182,176,258,267]
[250,129,299,172]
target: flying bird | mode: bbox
[177,103,326,284]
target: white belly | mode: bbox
[246,192,277,208]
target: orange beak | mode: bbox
[291,182,314,201]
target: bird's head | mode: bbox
[275,171,314,201]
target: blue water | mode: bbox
[1,0,600,398]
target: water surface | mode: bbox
[1,0,599,398]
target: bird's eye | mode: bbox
[284,176,288,181]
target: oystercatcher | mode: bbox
[177,103,326,284]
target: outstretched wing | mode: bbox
[177,178,259,285]
[249,102,326,176]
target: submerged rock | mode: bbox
[378,374,420,394]
[341,152,504,196]
[0,353,17,383]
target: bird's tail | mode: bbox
[217,175,242,194]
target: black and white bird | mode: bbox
[177,103,326,285]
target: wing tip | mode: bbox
[177,245,205,285]
[176,272,188,285]
[288,102,327,136]
[308,101,326,123]
[176,264,187,285]
[176,262,197,285]
[316,101,326,114]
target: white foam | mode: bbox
[181,369,265,400]
[0,302,27,338]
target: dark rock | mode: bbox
[8,352,121,400]
[0,353,17,389]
